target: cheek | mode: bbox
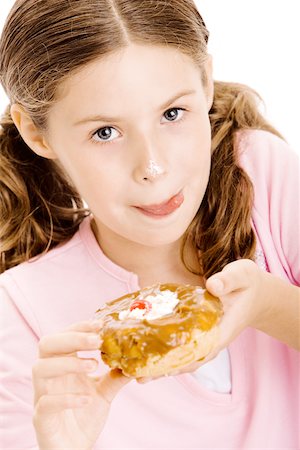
[54,150,116,205]
[176,124,211,173]
[80,172,120,207]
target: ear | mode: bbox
[10,103,57,159]
[204,54,214,111]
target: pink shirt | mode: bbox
[0,129,299,449]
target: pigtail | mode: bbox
[182,81,285,279]
[0,106,89,273]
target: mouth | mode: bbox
[133,191,184,217]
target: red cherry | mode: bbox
[130,299,152,312]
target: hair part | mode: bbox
[0,0,284,275]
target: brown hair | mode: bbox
[0,0,284,276]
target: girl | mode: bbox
[0,1,299,449]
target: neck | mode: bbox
[91,218,203,288]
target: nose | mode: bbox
[132,133,167,183]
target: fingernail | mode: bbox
[87,334,102,347]
[89,319,103,329]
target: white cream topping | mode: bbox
[118,289,179,321]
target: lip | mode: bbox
[134,191,184,217]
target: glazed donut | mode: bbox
[95,283,223,378]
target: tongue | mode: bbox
[141,192,184,215]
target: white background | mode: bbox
[0,0,299,154]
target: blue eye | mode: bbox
[91,107,187,145]
[91,126,120,144]
[163,107,185,122]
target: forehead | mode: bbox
[54,43,202,106]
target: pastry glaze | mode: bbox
[95,283,223,377]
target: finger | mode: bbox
[38,332,102,358]
[96,369,132,404]
[64,319,103,333]
[32,356,99,379]
[33,393,91,417]
[206,259,257,296]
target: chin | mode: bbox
[129,229,187,247]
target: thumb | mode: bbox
[206,259,256,297]
[97,369,132,403]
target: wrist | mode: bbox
[250,271,275,330]
[250,271,300,349]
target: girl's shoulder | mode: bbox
[235,128,298,202]
[0,227,85,335]
[0,224,83,282]
[235,128,298,166]
[234,129,299,210]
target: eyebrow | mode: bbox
[73,89,196,126]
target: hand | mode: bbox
[139,259,266,382]
[203,258,265,360]
[32,320,131,450]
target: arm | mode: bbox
[0,286,40,449]
[254,270,300,349]
[221,131,300,349]
[200,132,300,364]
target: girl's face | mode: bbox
[45,43,213,247]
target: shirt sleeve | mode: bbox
[0,285,39,449]
[238,129,300,285]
